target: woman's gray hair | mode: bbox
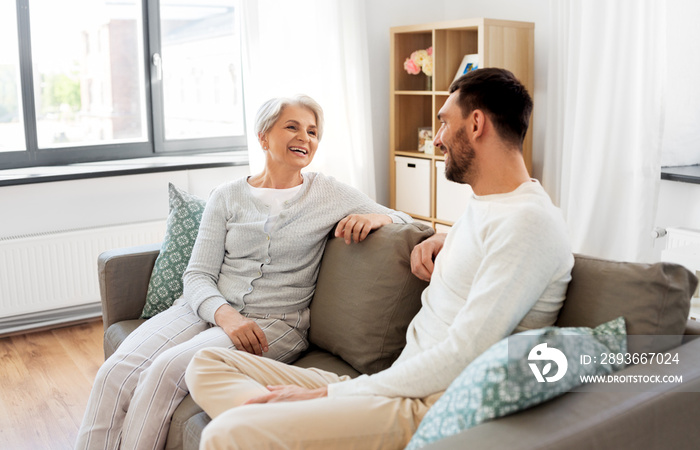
[254,95,325,141]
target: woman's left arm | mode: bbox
[334,213,393,244]
[328,176,412,244]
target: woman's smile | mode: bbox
[289,146,309,156]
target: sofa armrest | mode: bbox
[684,318,700,336]
[98,243,161,331]
[682,319,700,345]
[424,337,700,450]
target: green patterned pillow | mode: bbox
[406,317,627,449]
[141,183,207,318]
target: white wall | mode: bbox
[364,0,550,206]
[0,166,249,239]
[653,0,700,259]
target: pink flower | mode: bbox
[403,47,433,76]
[404,58,421,75]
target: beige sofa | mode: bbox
[98,223,700,450]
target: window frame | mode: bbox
[1,0,247,171]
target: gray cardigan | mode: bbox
[183,172,411,323]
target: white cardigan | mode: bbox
[183,172,411,324]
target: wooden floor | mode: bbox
[0,319,104,450]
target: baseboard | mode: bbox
[0,302,102,337]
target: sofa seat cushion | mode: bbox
[183,411,210,450]
[407,317,628,450]
[309,223,434,374]
[104,319,146,357]
[293,347,361,378]
[557,255,698,354]
[165,394,204,450]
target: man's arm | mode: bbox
[328,210,572,400]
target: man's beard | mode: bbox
[444,127,476,184]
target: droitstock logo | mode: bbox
[528,343,568,382]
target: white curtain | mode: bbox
[239,0,378,198]
[542,0,666,263]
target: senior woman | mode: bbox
[75,95,411,450]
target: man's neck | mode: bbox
[470,147,531,196]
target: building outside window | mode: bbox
[0,0,246,169]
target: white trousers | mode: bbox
[75,300,309,450]
[186,348,442,450]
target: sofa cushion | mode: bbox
[309,223,434,374]
[170,395,205,450]
[142,183,206,318]
[183,411,210,450]
[293,347,361,378]
[406,317,628,450]
[556,255,697,354]
[104,319,146,358]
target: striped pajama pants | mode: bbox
[75,299,310,450]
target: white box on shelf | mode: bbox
[395,156,431,217]
[435,160,472,223]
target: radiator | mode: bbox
[0,221,165,335]
[661,227,700,318]
[660,227,700,249]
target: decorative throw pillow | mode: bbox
[309,223,434,374]
[141,183,206,318]
[406,317,628,450]
[558,254,695,354]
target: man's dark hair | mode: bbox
[449,68,533,149]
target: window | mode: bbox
[0,0,245,170]
[662,0,700,168]
[0,1,24,152]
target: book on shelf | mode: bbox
[453,54,479,82]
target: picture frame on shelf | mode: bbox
[453,54,479,82]
[418,127,433,153]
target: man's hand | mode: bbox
[215,305,269,355]
[244,385,328,404]
[334,214,392,244]
[410,233,447,282]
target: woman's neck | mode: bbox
[248,169,304,189]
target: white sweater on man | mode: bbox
[329,179,574,399]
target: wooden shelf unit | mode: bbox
[389,18,534,229]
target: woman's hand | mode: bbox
[410,233,447,282]
[334,214,392,244]
[214,305,269,356]
[244,385,328,404]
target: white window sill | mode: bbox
[0,152,248,187]
[661,165,700,185]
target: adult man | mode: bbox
[185,68,574,449]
